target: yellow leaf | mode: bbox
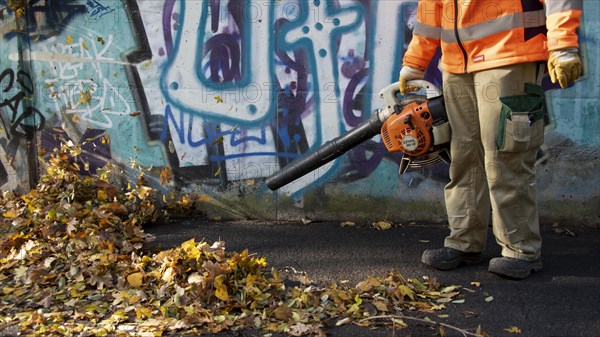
[398,285,415,301]
[66,35,73,44]
[82,41,88,50]
[2,209,18,219]
[373,220,392,230]
[136,306,152,319]
[212,136,224,145]
[214,95,224,103]
[431,303,446,311]
[504,326,522,334]
[127,272,143,288]
[214,275,229,301]
[393,318,407,328]
[78,90,91,105]
[97,190,108,201]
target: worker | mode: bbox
[399,1,582,279]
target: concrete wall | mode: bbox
[1,1,598,224]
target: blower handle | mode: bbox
[378,80,443,107]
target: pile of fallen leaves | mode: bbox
[0,143,466,336]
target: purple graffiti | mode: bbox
[341,49,366,79]
[209,0,220,33]
[204,34,242,82]
[162,0,177,56]
[340,67,388,179]
[342,68,368,127]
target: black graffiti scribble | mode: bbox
[2,0,86,41]
[0,68,45,140]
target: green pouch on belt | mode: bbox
[497,83,546,152]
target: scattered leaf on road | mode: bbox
[504,326,522,334]
[373,220,392,230]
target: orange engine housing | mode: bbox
[381,100,434,156]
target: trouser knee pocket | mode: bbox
[497,84,546,152]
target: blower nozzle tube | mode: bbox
[266,111,387,191]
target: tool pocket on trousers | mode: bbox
[497,84,545,153]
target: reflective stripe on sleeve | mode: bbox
[414,21,441,40]
[441,10,545,43]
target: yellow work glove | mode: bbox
[548,48,581,89]
[399,66,425,95]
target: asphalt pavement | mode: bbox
[144,219,600,337]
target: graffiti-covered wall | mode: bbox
[1,1,598,224]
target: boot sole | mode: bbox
[488,260,543,279]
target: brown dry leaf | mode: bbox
[159,167,174,185]
[462,310,479,318]
[356,276,380,293]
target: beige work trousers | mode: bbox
[442,62,543,261]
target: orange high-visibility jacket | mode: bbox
[403,0,582,74]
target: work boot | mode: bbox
[421,247,483,270]
[488,257,543,279]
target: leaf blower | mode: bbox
[266,80,451,191]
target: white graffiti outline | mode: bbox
[35,34,132,128]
